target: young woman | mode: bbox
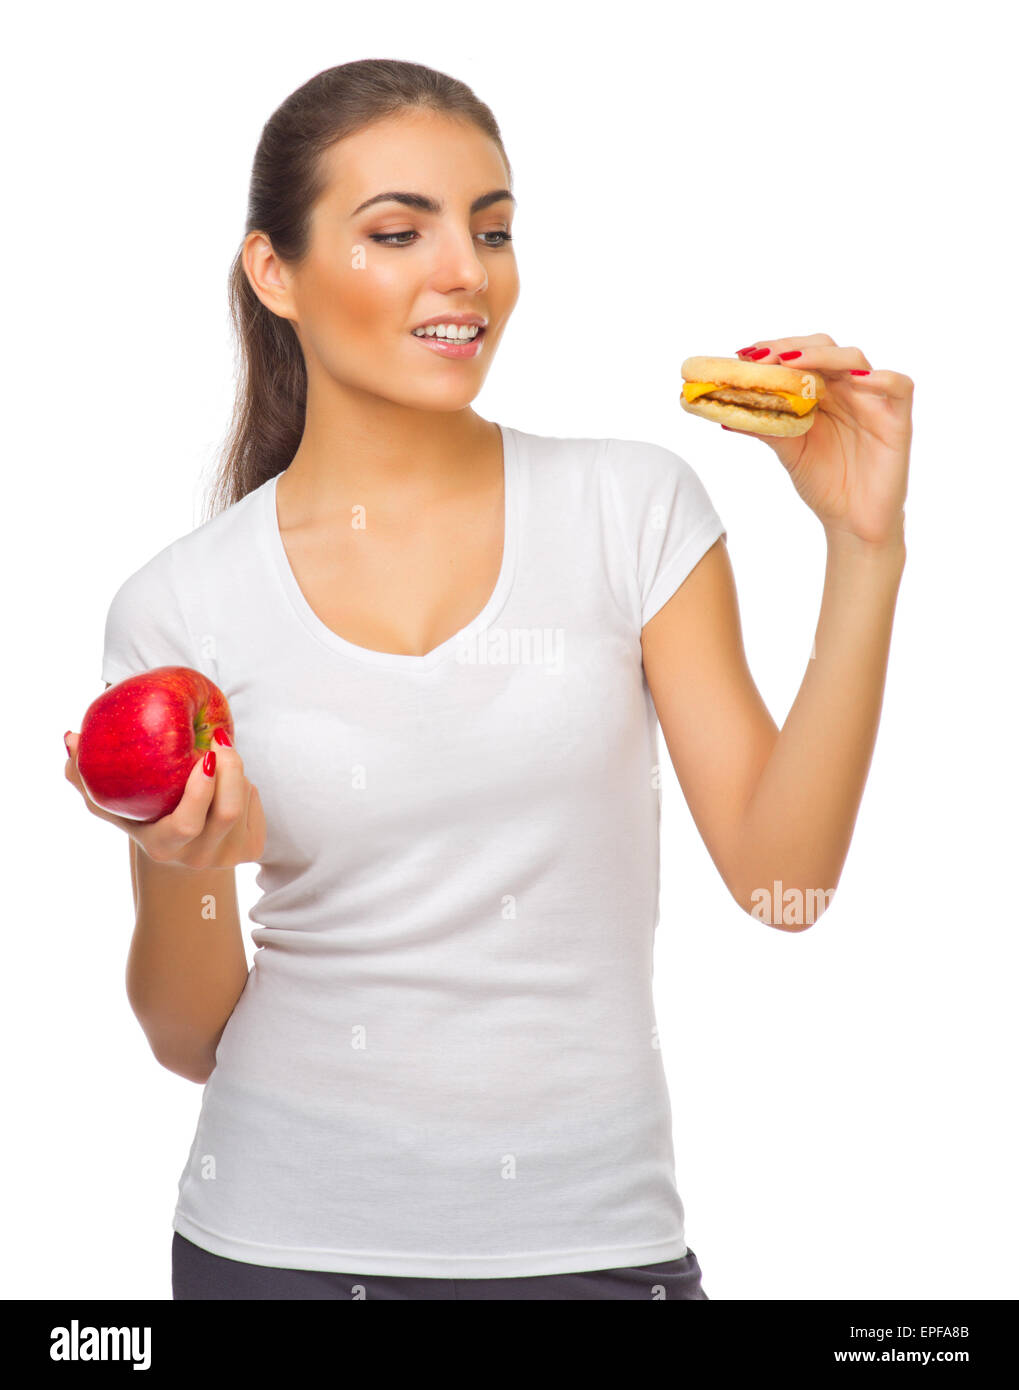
[64,58,912,1301]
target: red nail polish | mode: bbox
[850,369,870,376]
[778,350,802,361]
[213,726,232,747]
[736,345,757,356]
[204,750,216,776]
[749,347,770,360]
[721,424,735,430]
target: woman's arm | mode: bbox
[643,332,912,928]
[127,839,250,1082]
[90,680,251,1080]
[642,527,905,927]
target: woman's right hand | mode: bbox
[64,728,267,869]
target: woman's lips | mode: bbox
[409,327,486,359]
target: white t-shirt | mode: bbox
[101,423,726,1278]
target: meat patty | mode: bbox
[704,387,799,413]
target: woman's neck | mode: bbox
[277,411,501,529]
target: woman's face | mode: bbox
[247,109,519,414]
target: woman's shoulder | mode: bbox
[508,425,709,503]
[508,423,689,470]
[106,477,273,615]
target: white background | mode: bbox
[8,0,1016,1299]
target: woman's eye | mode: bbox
[368,230,513,247]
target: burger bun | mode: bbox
[681,355,826,437]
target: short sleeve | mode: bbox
[100,543,199,687]
[603,437,727,629]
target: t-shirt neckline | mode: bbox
[263,421,520,672]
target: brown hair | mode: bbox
[201,58,512,522]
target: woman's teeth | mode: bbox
[412,324,481,340]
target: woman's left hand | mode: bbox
[724,335,913,548]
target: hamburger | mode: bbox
[681,355,826,436]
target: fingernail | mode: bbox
[778,350,802,361]
[736,345,757,356]
[850,369,870,376]
[213,727,232,747]
[749,347,770,360]
[204,750,216,776]
[64,731,72,757]
[721,424,735,430]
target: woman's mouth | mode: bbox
[409,325,486,359]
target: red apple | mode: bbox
[77,666,234,823]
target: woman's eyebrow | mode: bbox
[350,189,516,217]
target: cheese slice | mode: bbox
[682,380,817,417]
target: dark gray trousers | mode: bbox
[172,1231,709,1300]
